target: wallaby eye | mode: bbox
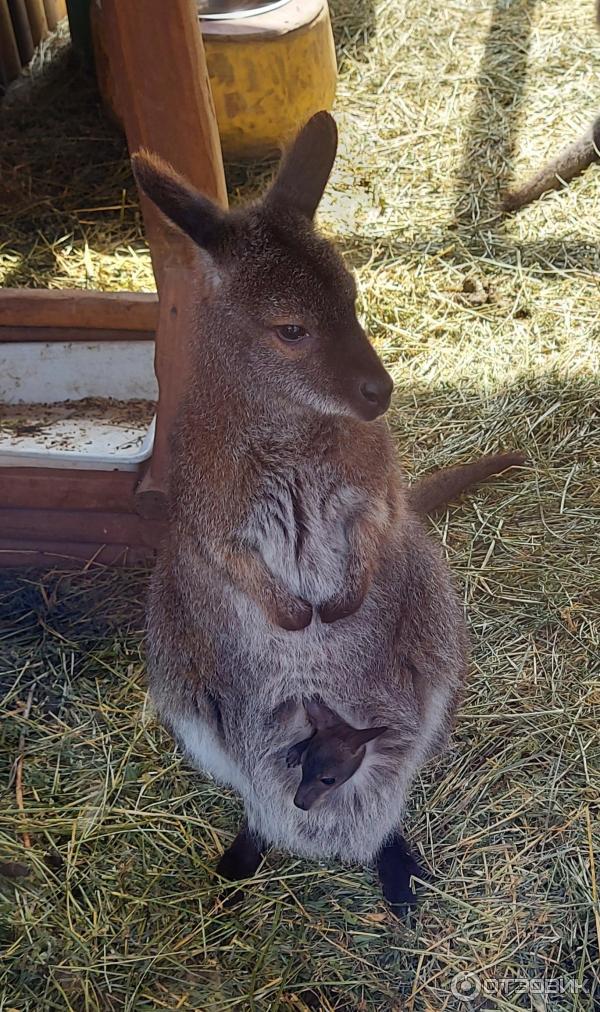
[321,776,336,786]
[275,324,310,343]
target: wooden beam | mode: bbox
[98,0,227,290]
[0,325,154,342]
[0,468,139,512]
[0,539,155,568]
[135,266,190,520]
[0,507,166,546]
[0,289,159,331]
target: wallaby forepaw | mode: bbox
[319,591,364,624]
[273,596,313,632]
[286,743,303,767]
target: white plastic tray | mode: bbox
[0,340,158,472]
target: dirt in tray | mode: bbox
[0,397,155,451]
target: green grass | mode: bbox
[1,1,599,1009]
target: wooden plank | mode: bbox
[0,507,166,546]
[135,266,190,520]
[0,467,139,512]
[99,0,227,289]
[0,289,159,331]
[0,0,21,84]
[8,0,34,64]
[0,539,155,568]
[0,325,154,342]
[23,0,47,46]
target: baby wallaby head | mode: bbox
[132,113,392,422]
[286,699,387,811]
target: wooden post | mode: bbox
[43,0,66,31]
[0,0,21,83]
[98,0,227,289]
[99,0,227,519]
[134,266,193,520]
[8,0,34,64]
[23,0,47,46]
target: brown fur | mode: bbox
[136,114,519,901]
[408,451,527,514]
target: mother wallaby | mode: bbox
[135,114,509,913]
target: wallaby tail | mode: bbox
[502,116,600,212]
[409,452,527,515]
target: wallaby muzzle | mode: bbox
[293,784,324,811]
[358,371,393,417]
[346,345,394,420]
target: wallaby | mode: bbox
[135,113,523,916]
[286,699,389,811]
[502,2,600,212]
[285,698,426,908]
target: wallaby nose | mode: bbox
[293,792,311,811]
[359,374,393,412]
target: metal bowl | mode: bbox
[198,1,292,20]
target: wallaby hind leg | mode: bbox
[376,831,428,917]
[216,821,267,882]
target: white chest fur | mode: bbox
[172,714,250,795]
[245,467,364,604]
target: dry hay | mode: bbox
[1,1,599,1009]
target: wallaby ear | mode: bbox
[303,698,342,730]
[264,111,338,220]
[347,726,388,752]
[131,150,226,249]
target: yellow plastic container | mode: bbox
[201,0,337,158]
[93,1,336,161]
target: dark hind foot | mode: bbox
[215,823,267,904]
[376,832,428,917]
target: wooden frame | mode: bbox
[0,0,227,566]
[0,289,159,332]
